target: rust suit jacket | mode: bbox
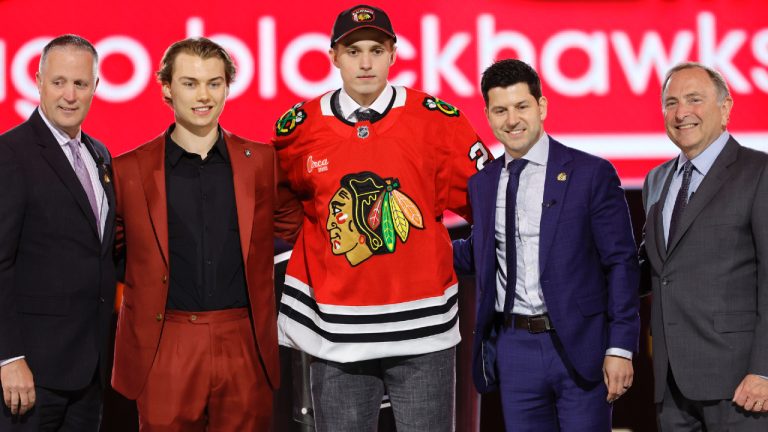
[110,130,302,399]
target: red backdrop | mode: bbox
[1,0,766,187]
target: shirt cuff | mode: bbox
[0,356,25,367]
[605,348,633,360]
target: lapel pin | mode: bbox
[103,172,111,184]
[245,149,252,158]
[557,172,567,182]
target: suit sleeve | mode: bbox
[748,159,768,376]
[0,142,26,360]
[638,174,653,298]
[272,148,303,244]
[590,159,641,353]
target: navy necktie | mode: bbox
[668,161,693,244]
[503,159,528,318]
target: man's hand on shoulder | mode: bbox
[603,355,633,403]
[1,359,35,415]
[733,374,768,412]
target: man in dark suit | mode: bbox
[454,59,640,431]
[641,62,768,430]
[110,37,302,431]
[0,35,115,431]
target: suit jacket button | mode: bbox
[156,313,163,321]
[161,275,168,283]
[99,297,105,303]
[190,314,197,322]
[661,278,669,286]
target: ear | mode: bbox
[390,45,397,66]
[720,96,733,127]
[538,96,548,121]
[329,48,340,69]
[162,81,172,101]
[94,77,100,91]
[35,71,42,92]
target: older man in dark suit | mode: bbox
[641,62,768,430]
[0,35,115,431]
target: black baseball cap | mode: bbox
[330,4,397,47]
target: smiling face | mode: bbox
[662,67,733,160]
[330,28,395,107]
[36,46,98,139]
[485,83,547,159]
[162,52,228,135]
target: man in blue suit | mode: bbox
[454,59,640,431]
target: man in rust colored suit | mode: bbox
[110,37,301,431]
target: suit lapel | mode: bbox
[224,132,257,265]
[469,159,502,316]
[539,139,573,275]
[666,138,738,255]
[651,161,676,261]
[136,135,169,267]
[32,111,100,238]
[480,158,504,256]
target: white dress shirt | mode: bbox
[494,133,631,359]
[338,84,393,121]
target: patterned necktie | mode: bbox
[668,161,693,244]
[355,108,378,122]
[503,159,529,318]
[65,139,100,229]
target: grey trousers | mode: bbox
[658,370,768,431]
[310,347,456,432]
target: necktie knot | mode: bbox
[681,160,693,178]
[66,138,80,150]
[507,158,528,176]
[355,108,378,122]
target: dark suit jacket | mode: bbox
[641,137,768,402]
[110,130,302,399]
[454,137,640,393]
[0,109,116,390]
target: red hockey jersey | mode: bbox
[273,86,491,362]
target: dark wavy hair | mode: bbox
[480,59,542,106]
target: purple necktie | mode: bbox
[503,158,528,318]
[66,139,100,231]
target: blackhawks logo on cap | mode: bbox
[352,8,375,22]
[423,96,460,117]
[275,102,307,136]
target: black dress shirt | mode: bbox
[164,127,248,311]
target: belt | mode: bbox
[164,307,249,324]
[495,312,554,333]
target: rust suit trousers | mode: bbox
[136,308,272,431]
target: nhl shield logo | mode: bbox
[357,125,369,139]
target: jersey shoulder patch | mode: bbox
[275,102,307,136]
[422,96,460,117]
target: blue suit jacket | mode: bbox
[454,137,640,393]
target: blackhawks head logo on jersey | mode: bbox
[326,171,424,266]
